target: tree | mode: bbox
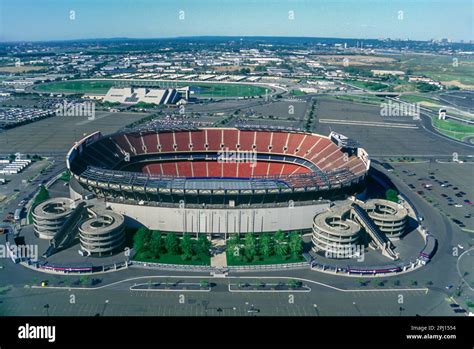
[79,275,90,285]
[274,241,288,258]
[197,235,211,257]
[287,279,302,288]
[180,234,194,260]
[288,232,303,257]
[133,227,152,253]
[228,234,241,249]
[227,234,241,257]
[244,233,257,261]
[36,185,50,202]
[274,230,288,258]
[149,231,164,258]
[259,234,273,257]
[385,189,399,203]
[165,233,180,254]
[274,230,286,244]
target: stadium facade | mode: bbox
[66,128,370,236]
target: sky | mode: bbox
[0,0,472,42]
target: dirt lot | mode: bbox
[316,55,395,66]
[0,65,48,73]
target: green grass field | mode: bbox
[290,89,307,96]
[33,79,271,98]
[398,94,440,104]
[343,79,389,91]
[332,94,387,105]
[432,117,474,142]
[377,54,474,88]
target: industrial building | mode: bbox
[103,86,189,105]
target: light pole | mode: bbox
[101,299,109,316]
[353,301,361,316]
[313,304,320,316]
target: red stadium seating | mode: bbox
[192,162,207,177]
[176,161,192,177]
[295,135,313,156]
[127,134,145,155]
[142,133,159,153]
[270,132,288,153]
[108,129,368,184]
[114,134,133,155]
[174,131,190,152]
[223,129,239,151]
[161,162,177,176]
[223,163,238,177]
[286,133,306,154]
[158,132,175,152]
[207,162,221,177]
[238,131,255,151]
[190,130,206,151]
[206,129,222,151]
[255,132,272,152]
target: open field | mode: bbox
[343,79,389,91]
[317,55,396,66]
[33,79,271,98]
[0,65,48,73]
[331,94,387,106]
[374,54,474,88]
[432,117,474,142]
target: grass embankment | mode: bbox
[28,185,49,224]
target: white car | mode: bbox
[454,204,463,208]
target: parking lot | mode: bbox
[0,107,54,128]
[0,111,146,154]
[389,161,474,231]
[312,97,472,157]
[0,276,452,317]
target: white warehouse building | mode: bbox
[103,86,188,105]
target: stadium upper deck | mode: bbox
[67,128,370,203]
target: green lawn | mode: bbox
[432,117,474,141]
[332,94,386,105]
[343,79,389,91]
[385,54,474,88]
[398,94,440,104]
[226,252,304,266]
[33,79,271,98]
[58,170,71,182]
[28,185,49,224]
[290,89,307,96]
[134,251,210,266]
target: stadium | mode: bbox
[66,128,370,236]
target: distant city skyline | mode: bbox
[0,0,472,42]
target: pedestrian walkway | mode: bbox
[210,238,227,268]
